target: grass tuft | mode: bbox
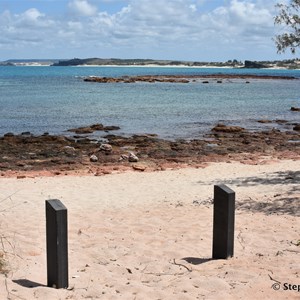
[0,252,7,274]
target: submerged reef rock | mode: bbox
[84,74,296,84]
[293,124,300,131]
[68,124,120,134]
[212,124,245,133]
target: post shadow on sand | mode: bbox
[12,279,46,288]
[197,170,299,216]
[197,170,299,189]
[221,170,299,188]
[181,257,212,265]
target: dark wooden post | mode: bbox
[212,185,235,259]
[46,199,68,289]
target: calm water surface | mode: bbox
[0,66,299,139]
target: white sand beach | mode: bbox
[0,160,299,299]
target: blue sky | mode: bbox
[0,0,297,61]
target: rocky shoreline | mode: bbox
[0,122,299,177]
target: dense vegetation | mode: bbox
[0,58,300,69]
[51,58,300,69]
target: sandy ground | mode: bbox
[0,160,299,299]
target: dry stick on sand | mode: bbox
[171,259,192,273]
[0,190,20,205]
[142,259,192,277]
[0,190,22,213]
[268,274,281,284]
[237,231,246,250]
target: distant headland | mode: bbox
[1,58,300,69]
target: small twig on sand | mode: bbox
[171,259,192,272]
[143,272,185,276]
[237,231,245,250]
[0,235,21,259]
[268,274,281,284]
[283,249,300,254]
[5,277,26,300]
[0,190,20,204]
[291,240,300,246]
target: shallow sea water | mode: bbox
[0,66,299,139]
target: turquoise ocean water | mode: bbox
[0,66,299,140]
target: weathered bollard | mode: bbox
[212,185,235,259]
[46,199,68,288]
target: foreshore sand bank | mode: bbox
[0,160,299,299]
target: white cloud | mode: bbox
[17,8,55,28]
[0,0,295,60]
[68,0,98,17]
[190,4,197,12]
[22,8,44,21]
[0,10,12,25]
[0,8,58,53]
[228,0,273,25]
[68,21,83,30]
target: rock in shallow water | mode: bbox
[293,124,300,131]
[291,107,300,112]
[212,124,244,133]
[68,123,120,134]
